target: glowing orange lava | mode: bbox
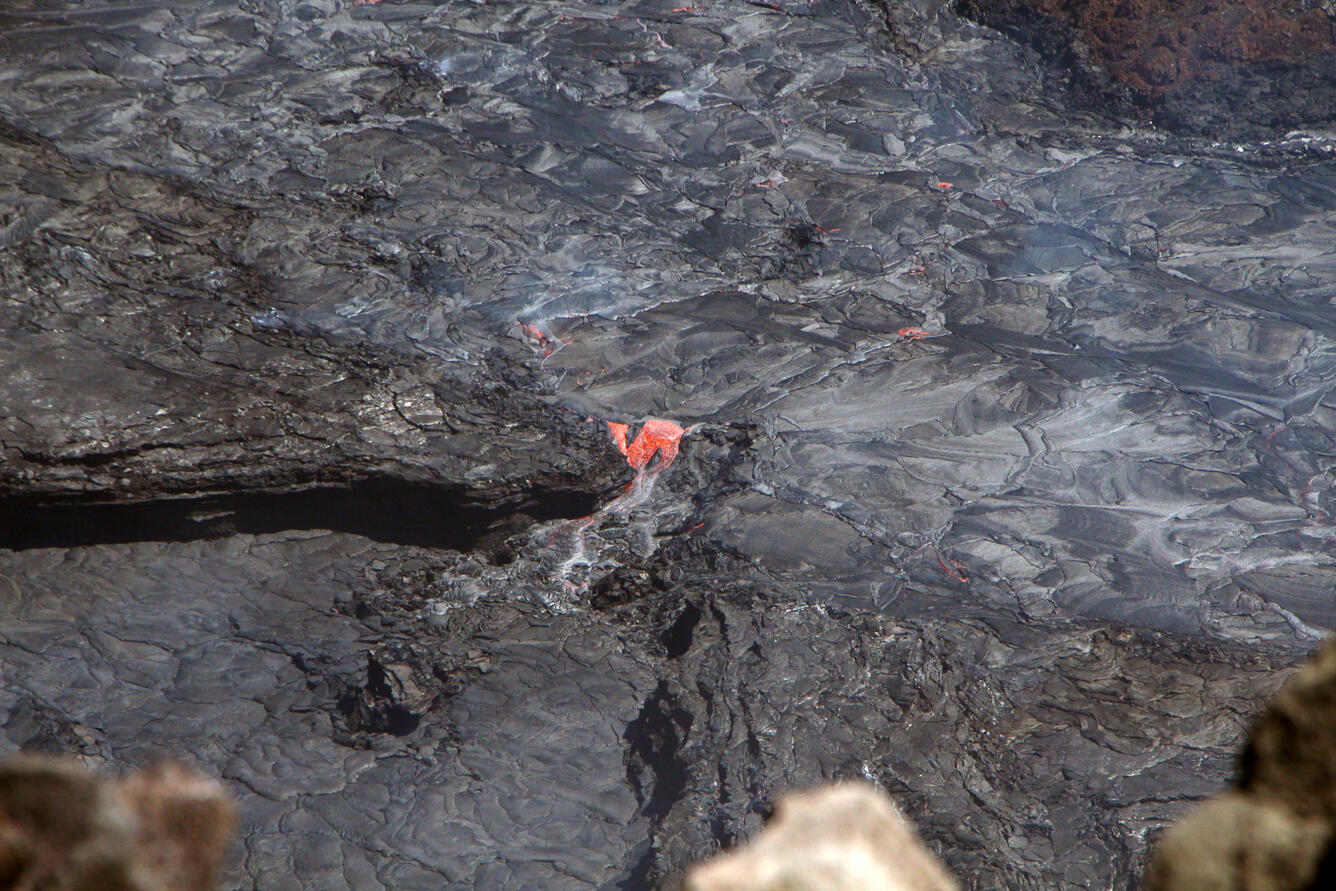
[608,421,629,454]
[898,326,931,340]
[607,419,685,471]
[519,321,571,357]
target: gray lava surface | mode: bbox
[2,0,1335,888]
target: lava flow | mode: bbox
[540,418,690,601]
[607,419,685,471]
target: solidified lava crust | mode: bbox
[1,1,1335,889]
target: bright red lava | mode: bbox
[607,419,685,471]
[898,326,931,340]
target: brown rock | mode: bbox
[0,754,235,891]
[1140,794,1330,891]
[1008,0,1335,96]
[1241,634,1336,822]
[114,762,238,891]
[1143,635,1336,890]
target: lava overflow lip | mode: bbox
[607,419,686,472]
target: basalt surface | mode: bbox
[1,0,1334,888]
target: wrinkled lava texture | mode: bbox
[1,1,1335,888]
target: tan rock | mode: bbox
[1240,637,1336,821]
[1143,633,1336,890]
[684,783,957,891]
[114,762,238,891]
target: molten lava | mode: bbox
[519,321,571,357]
[607,419,685,471]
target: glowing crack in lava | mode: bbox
[518,321,571,358]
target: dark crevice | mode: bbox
[1307,839,1336,890]
[619,840,655,891]
[0,476,598,551]
[661,602,702,658]
[295,649,446,748]
[623,681,695,890]
[625,681,694,822]
[336,668,421,739]
[3,698,87,756]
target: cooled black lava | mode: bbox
[1,1,1333,888]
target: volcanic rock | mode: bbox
[1,0,1334,888]
[956,0,1336,136]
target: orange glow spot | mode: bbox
[898,326,930,340]
[607,422,630,456]
[607,419,685,471]
[936,181,952,189]
[519,322,546,342]
[518,321,573,357]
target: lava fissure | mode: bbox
[0,477,598,551]
[661,602,703,659]
[625,680,694,822]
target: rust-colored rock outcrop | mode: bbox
[958,0,1336,134]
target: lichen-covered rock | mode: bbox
[0,755,235,891]
[683,783,957,891]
